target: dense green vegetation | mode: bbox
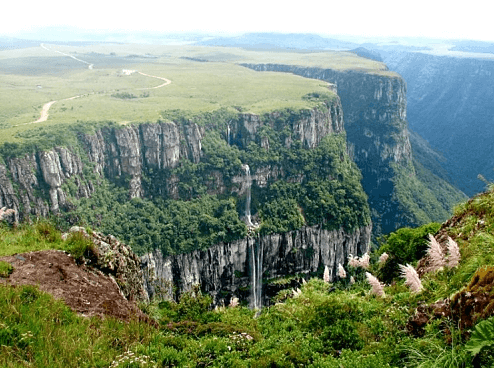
[2,187,494,366]
[391,160,466,227]
[54,107,369,257]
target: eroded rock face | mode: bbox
[240,63,412,234]
[0,101,344,220]
[141,223,371,307]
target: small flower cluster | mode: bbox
[19,330,34,342]
[229,332,254,352]
[110,350,150,368]
[229,332,254,342]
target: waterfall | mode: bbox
[227,125,231,145]
[250,240,263,309]
[242,164,253,226]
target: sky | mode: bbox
[2,0,494,42]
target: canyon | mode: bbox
[0,50,464,306]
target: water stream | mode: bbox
[242,164,253,227]
[250,240,264,309]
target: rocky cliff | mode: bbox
[0,99,344,220]
[382,51,494,195]
[240,63,462,233]
[142,223,371,307]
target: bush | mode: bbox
[0,261,13,277]
[377,222,441,282]
[64,231,96,264]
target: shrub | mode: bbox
[378,222,441,282]
[64,231,96,264]
[0,261,13,277]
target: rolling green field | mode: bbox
[0,43,391,145]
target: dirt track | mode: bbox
[27,44,172,125]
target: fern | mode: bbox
[465,316,494,356]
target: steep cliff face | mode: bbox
[382,51,494,195]
[142,223,371,307]
[0,100,344,219]
[240,63,457,233]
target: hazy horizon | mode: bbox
[2,0,493,44]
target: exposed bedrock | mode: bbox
[240,64,412,233]
[142,223,371,307]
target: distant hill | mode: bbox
[197,32,358,50]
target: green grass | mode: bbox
[0,220,93,258]
[0,260,13,277]
[3,186,494,367]
[0,43,393,146]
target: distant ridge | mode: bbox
[197,32,358,50]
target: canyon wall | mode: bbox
[142,223,371,307]
[0,100,344,221]
[383,51,494,195]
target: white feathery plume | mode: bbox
[0,207,15,220]
[399,264,423,293]
[359,253,371,269]
[350,276,355,285]
[378,252,389,265]
[427,234,445,271]
[338,263,347,279]
[365,272,385,297]
[229,297,239,308]
[447,237,461,268]
[292,288,302,298]
[348,254,360,268]
[323,265,330,283]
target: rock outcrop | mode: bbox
[141,223,371,307]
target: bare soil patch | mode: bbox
[0,249,149,323]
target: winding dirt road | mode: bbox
[25,45,172,125]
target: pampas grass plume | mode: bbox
[399,264,422,293]
[359,253,370,269]
[365,272,385,297]
[229,297,239,308]
[323,265,330,283]
[378,252,389,265]
[0,207,15,220]
[427,234,445,271]
[348,254,360,268]
[447,237,461,268]
[338,263,347,279]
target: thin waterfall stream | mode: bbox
[250,240,264,310]
[242,164,253,227]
